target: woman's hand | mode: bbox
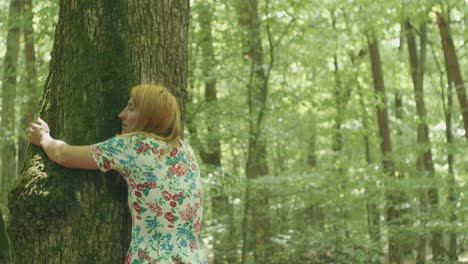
[28,117,51,147]
[26,118,98,170]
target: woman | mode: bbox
[28,84,207,264]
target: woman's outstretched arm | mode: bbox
[28,117,99,170]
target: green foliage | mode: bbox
[187,0,468,262]
[1,0,467,262]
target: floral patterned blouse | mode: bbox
[90,134,207,264]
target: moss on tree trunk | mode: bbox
[8,1,189,263]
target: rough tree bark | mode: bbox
[8,1,189,263]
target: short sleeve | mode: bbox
[90,135,135,173]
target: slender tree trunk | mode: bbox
[8,1,189,263]
[445,76,457,262]
[332,58,344,154]
[0,209,9,264]
[436,12,468,141]
[307,134,317,168]
[330,10,354,241]
[406,19,443,263]
[305,73,325,230]
[235,0,272,263]
[394,94,403,130]
[367,36,402,264]
[395,20,404,136]
[0,1,22,261]
[440,15,458,259]
[395,22,415,257]
[406,19,427,264]
[351,52,381,247]
[198,4,221,168]
[18,0,39,171]
[1,0,21,213]
[437,10,462,260]
[332,51,351,241]
[431,14,458,259]
[306,71,318,170]
[197,2,235,263]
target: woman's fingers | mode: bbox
[35,117,50,132]
[28,118,49,146]
[29,120,48,131]
[31,117,41,126]
[38,117,48,127]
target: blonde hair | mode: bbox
[123,84,182,145]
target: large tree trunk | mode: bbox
[1,0,21,212]
[8,1,189,263]
[235,0,271,263]
[367,36,403,264]
[436,12,468,141]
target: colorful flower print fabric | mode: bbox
[90,134,207,264]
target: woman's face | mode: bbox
[118,98,138,133]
